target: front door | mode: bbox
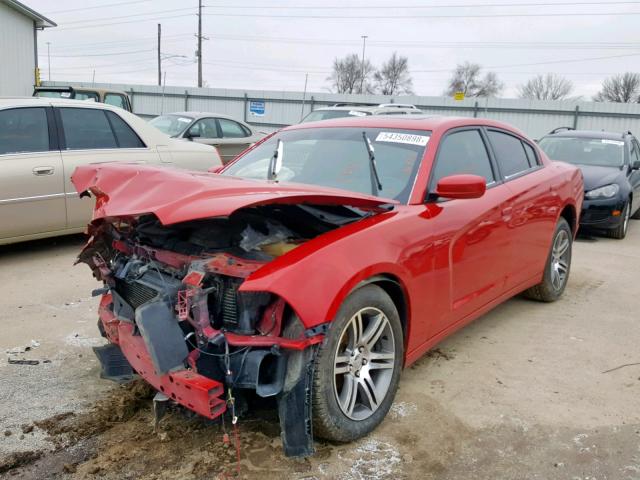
[424,128,512,335]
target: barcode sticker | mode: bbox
[375,132,430,146]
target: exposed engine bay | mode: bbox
[80,202,370,457]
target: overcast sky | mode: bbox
[28,0,640,99]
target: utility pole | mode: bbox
[300,73,309,121]
[157,24,161,86]
[359,35,368,94]
[46,42,51,81]
[197,0,203,87]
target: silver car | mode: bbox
[149,112,264,164]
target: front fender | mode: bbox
[239,210,413,329]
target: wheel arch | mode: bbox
[560,202,578,235]
[351,274,411,361]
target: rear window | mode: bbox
[487,130,532,178]
[301,110,371,123]
[60,108,117,150]
[538,136,625,167]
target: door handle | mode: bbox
[32,166,54,176]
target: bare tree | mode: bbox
[445,62,504,98]
[518,74,574,100]
[593,73,640,103]
[328,53,375,94]
[373,52,414,96]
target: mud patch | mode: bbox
[0,451,42,474]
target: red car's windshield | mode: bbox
[223,127,430,203]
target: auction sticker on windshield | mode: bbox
[375,132,430,146]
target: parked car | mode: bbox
[33,86,132,112]
[149,112,264,164]
[0,98,221,246]
[74,116,582,457]
[300,103,423,123]
[539,127,640,239]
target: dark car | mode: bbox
[539,128,640,239]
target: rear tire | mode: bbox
[524,217,572,302]
[312,285,403,442]
[606,201,630,239]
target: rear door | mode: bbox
[425,127,513,334]
[215,118,254,163]
[0,106,66,241]
[55,106,158,229]
[485,128,559,288]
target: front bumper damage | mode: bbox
[87,235,325,457]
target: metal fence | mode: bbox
[43,80,640,139]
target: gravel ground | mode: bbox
[0,224,639,479]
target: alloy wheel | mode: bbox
[550,229,570,291]
[333,307,396,421]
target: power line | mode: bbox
[44,0,151,14]
[38,48,155,58]
[411,52,640,72]
[202,11,640,19]
[203,1,640,8]
[57,7,195,25]
[54,13,195,31]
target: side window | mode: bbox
[522,142,540,167]
[487,130,531,178]
[630,139,640,163]
[430,129,495,189]
[104,94,127,110]
[74,91,100,102]
[0,107,50,155]
[218,118,249,138]
[105,111,145,148]
[189,118,219,139]
[59,108,117,150]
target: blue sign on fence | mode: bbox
[249,100,265,116]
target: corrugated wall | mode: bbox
[44,80,640,139]
[0,3,35,96]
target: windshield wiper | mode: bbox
[362,131,383,195]
[267,138,283,181]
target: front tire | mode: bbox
[312,285,403,442]
[607,201,631,239]
[524,217,572,302]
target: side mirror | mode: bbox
[632,160,640,170]
[184,130,200,141]
[208,165,224,174]
[435,174,486,200]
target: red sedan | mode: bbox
[73,116,583,457]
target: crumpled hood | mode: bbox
[577,164,624,191]
[71,163,396,225]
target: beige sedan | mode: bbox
[0,98,222,246]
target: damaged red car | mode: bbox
[73,116,583,457]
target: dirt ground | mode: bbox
[1,225,639,480]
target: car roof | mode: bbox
[544,129,630,141]
[164,111,246,122]
[34,86,128,96]
[287,114,528,137]
[0,96,122,110]
[313,105,420,114]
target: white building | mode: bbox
[0,0,55,96]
